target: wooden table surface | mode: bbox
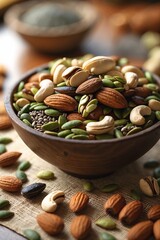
[0,1,158,239]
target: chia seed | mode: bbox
[29,110,53,132]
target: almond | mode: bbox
[69,192,89,213]
[44,94,78,112]
[104,193,126,216]
[135,87,151,98]
[70,215,91,240]
[0,151,22,167]
[127,220,153,240]
[24,82,39,91]
[28,73,41,83]
[96,87,128,109]
[119,200,143,225]
[147,205,160,221]
[87,105,103,120]
[76,78,102,94]
[0,115,12,130]
[0,176,22,192]
[37,213,64,236]
[153,219,160,240]
[0,102,7,115]
[67,113,85,121]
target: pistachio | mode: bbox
[0,144,7,154]
[139,176,159,197]
[21,183,46,199]
[16,98,30,107]
[23,229,41,240]
[18,161,31,171]
[95,217,116,230]
[0,199,10,209]
[16,170,28,183]
[0,210,14,219]
[125,72,138,89]
[121,65,144,78]
[41,191,65,212]
[83,181,94,192]
[148,99,160,111]
[100,184,119,193]
[98,232,117,240]
[37,170,54,180]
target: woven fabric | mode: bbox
[0,128,159,240]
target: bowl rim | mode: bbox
[5,63,160,145]
[4,0,98,38]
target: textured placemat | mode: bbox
[0,128,160,240]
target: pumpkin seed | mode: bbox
[42,121,59,131]
[58,130,72,138]
[75,95,82,102]
[45,109,61,117]
[103,75,115,82]
[58,115,67,128]
[115,129,123,138]
[23,119,32,127]
[61,120,82,130]
[113,109,122,119]
[23,229,41,240]
[95,217,116,230]
[145,95,160,102]
[114,87,124,92]
[34,105,48,110]
[153,167,160,179]
[126,127,142,136]
[37,170,54,180]
[18,161,31,171]
[156,111,160,121]
[122,107,131,118]
[72,134,89,140]
[100,184,119,193]
[71,128,87,135]
[65,133,75,139]
[114,76,126,84]
[0,144,7,154]
[113,81,122,88]
[20,113,32,123]
[145,71,155,83]
[21,183,46,199]
[96,134,113,140]
[16,170,28,183]
[44,131,58,136]
[83,181,94,192]
[56,81,66,87]
[153,91,160,98]
[0,137,12,144]
[130,189,141,201]
[31,87,38,95]
[0,210,14,219]
[20,104,30,114]
[13,103,20,112]
[0,200,10,209]
[114,119,128,126]
[14,91,24,99]
[29,103,44,110]
[143,160,159,169]
[18,81,25,92]
[102,79,115,88]
[98,232,117,240]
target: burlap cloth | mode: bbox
[0,128,160,240]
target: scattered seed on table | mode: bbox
[130,189,141,201]
[21,183,46,199]
[37,170,54,180]
[18,161,31,171]
[0,199,10,209]
[23,229,41,240]
[95,217,116,230]
[0,144,7,154]
[98,232,117,240]
[0,210,14,219]
[16,170,28,183]
[100,184,119,193]
[0,137,12,144]
[83,181,94,192]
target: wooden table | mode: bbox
[0,1,158,239]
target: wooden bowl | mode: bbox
[4,0,98,53]
[5,65,160,178]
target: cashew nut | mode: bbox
[53,64,67,84]
[148,99,160,111]
[34,79,54,102]
[125,72,138,88]
[130,105,151,126]
[41,190,65,213]
[86,116,114,134]
[121,65,144,78]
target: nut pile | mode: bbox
[13,55,160,140]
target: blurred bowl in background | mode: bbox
[4,0,98,53]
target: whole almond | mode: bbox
[128,220,153,240]
[44,94,77,112]
[67,113,85,121]
[37,213,64,236]
[153,219,160,240]
[104,193,126,216]
[0,115,12,130]
[119,200,143,225]
[0,102,7,115]
[87,106,103,121]
[0,176,22,192]
[70,215,91,240]
[147,205,160,221]
[0,151,22,167]
[76,78,102,94]
[135,87,151,98]
[96,87,128,109]
[69,192,89,213]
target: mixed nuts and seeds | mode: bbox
[12,55,160,140]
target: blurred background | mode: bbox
[0,0,160,91]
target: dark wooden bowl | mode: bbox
[5,65,160,178]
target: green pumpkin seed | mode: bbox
[71,128,87,135]
[85,104,97,115]
[22,93,34,101]
[100,184,119,193]
[126,127,142,136]
[20,113,32,123]
[29,103,44,110]
[58,130,71,138]
[156,111,160,121]
[113,109,122,119]
[130,189,141,201]
[16,170,28,183]
[145,83,159,91]
[18,81,25,92]
[143,160,159,169]
[23,119,32,127]
[45,109,61,117]
[0,137,12,144]
[56,81,67,87]
[118,57,128,66]
[83,120,97,125]
[31,87,38,95]
[143,120,153,129]
[75,95,82,102]
[13,103,20,112]
[153,167,160,179]
[72,134,89,140]
[61,120,82,130]
[114,119,128,126]
[113,80,122,88]
[95,217,116,230]
[18,161,31,171]
[114,87,124,92]
[37,170,54,180]
[115,129,123,138]
[103,75,115,81]
[153,91,160,98]
[145,71,155,83]
[42,121,59,131]
[14,91,24,99]
[44,131,58,136]
[65,133,75,139]
[114,76,126,84]
[20,104,30,114]
[102,79,115,88]
[103,107,111,115]
[0,210,14,219]
[0,200,10,209]
[98,232,117,240]
[58,115,67,128]
[34,105,48,110]
[122,107,131,118]
[83,181,94,192]
[157,178,160,187]
[145,95,160,102]
[96,134,113,140]
[23,229,41,240]
[0,144,7,154]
